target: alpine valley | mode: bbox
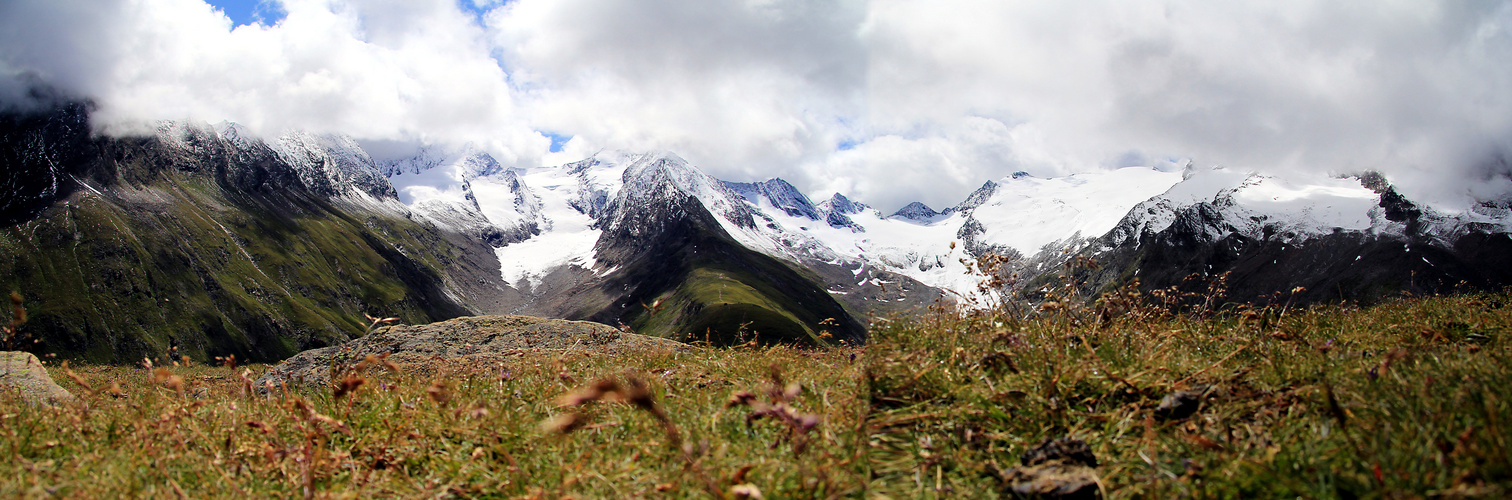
[5,101,1512,363]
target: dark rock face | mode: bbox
[0,101,95,224]
[255,315,686,388]
[1078,222,1512,306]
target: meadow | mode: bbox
[2,282,1509,498]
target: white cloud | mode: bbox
[1,0,546,164]
[489,0,868,181]
[3,0,1510,210]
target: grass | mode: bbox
[2,287,1510,498]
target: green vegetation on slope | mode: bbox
[0,172,470,363]
[3,289,1508,497]
[632,267,834,347]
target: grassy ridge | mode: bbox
[634,268,820,346]
[2,290,1509,497]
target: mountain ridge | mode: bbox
[6,102,1512,363]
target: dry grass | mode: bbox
[2,287,1510,498]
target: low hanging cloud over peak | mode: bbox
[2,0,1510,211]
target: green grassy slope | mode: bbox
[0,106,476,363]
[1,175,472,363]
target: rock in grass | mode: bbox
[256,315,687,389]
[0,351,74,406]
[1020,437,1099,468]
[1155,389,1205,421]
[1003,437,1101,499]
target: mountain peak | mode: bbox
[819,192,869,215]
[891,201,943,221]
[956,180,1000,211]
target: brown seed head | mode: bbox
[541,412,588,434]
[782,382,802,402]
[335,374,367,399]
[725,391,758,408]
[426,380,452,405]
[620,376,659,415]
[164,375,185,392]
[8,291,24,327]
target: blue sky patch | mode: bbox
[204,0,285,27]
[542,132,572,153]
[458,1,490,27]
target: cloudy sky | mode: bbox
[2,0,1510,211]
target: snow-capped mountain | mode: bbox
[691,165,1184,302]
[1071,166,1512,303]
[405,147,1512,309]
[390,148,1186,309]
[1105,166,1390,250]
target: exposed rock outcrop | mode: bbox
[0,351,74,405]
[256,315,686,389]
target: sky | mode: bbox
[1,0,1510,212]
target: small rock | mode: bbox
[1003,437,1100,499]
[0,351,75,406]
[1021,437,1098,468]
[1004,464,1101,499]
[1155,389,1204,420]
